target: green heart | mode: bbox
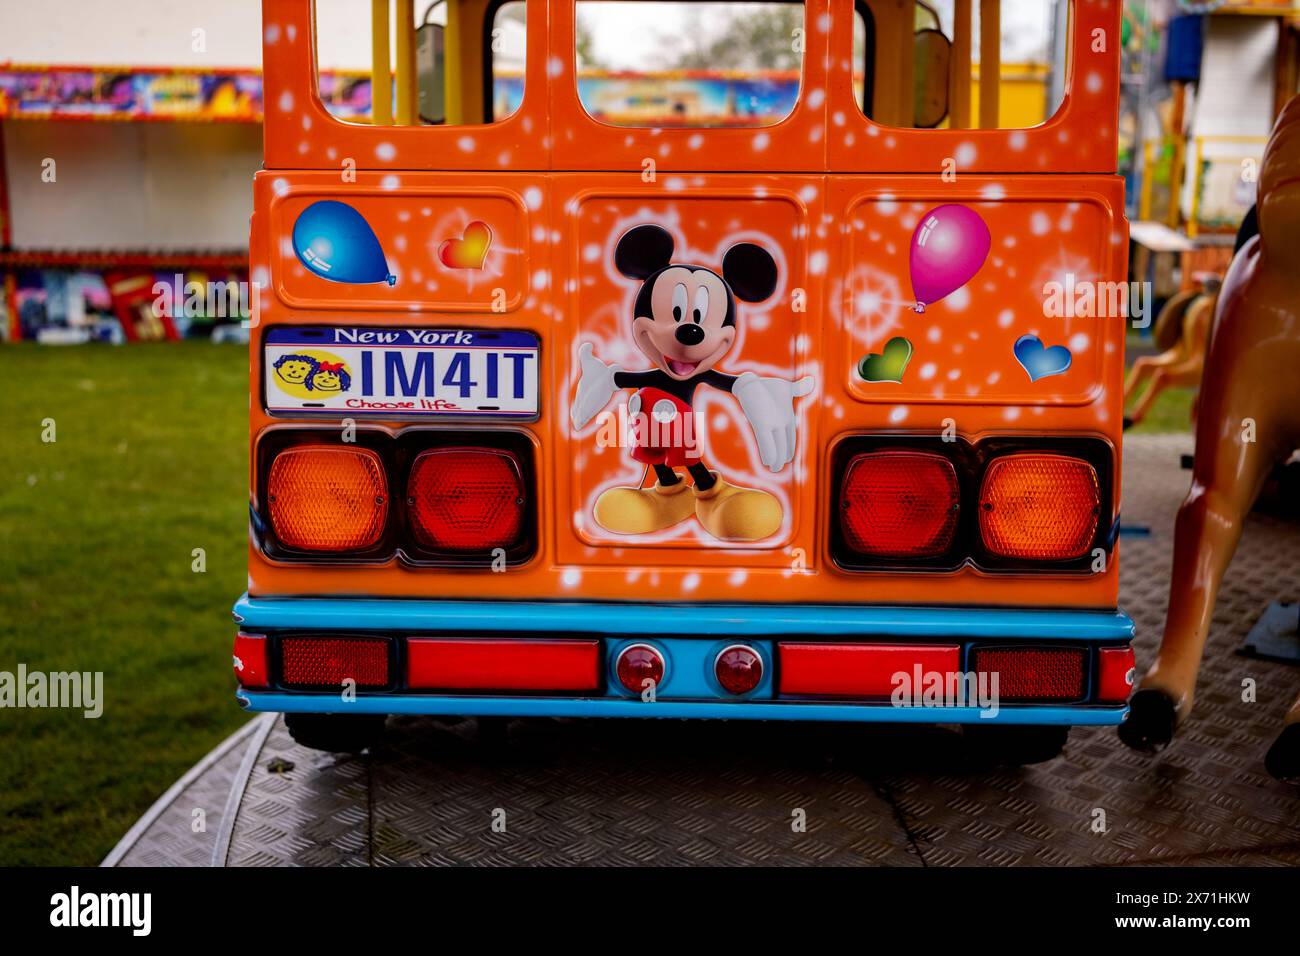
[858,336,913,383]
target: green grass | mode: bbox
[0,342,249,866]
[1126,386,1196,434]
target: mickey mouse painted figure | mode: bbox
[571,224,814,541]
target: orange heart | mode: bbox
[438,220,492,270]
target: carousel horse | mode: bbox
[1122,272,1219,430]
[1119,95,1300,780]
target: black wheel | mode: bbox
[1117,688,1177,753]
[284,713,387,753]
[964,724,1069,766]
[1264,724,1300,782]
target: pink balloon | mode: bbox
[908,204,991,312]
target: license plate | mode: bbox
[264,326,539,418]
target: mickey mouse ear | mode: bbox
[614,224,675,280]
[722,242,778,302]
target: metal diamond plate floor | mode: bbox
[107,434,1300,867]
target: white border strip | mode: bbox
[211,712,279,867]
[101,714,274,868]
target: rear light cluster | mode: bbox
[834,440,1109,570]
[778,642,1129,704]
[257,431,535,566]
[234,634,1133,706]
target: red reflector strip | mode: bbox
[971,646,1087,702]
[1096,645,1136,703]
[233,632,268,689]
[407,638,601,692]
[280,636,390,688]
[778,643,961,697]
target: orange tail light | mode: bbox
[978,454,1100,560]
[266,445,388,552]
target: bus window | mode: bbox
[488,1,527,121]
[858,0,1068,130]
[573,0,808,129]
[314,0,526,127]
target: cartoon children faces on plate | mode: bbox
[571,224,815,542]
[273,353,353,393]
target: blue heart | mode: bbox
[1013,334,1072,382]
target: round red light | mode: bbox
[616,644,664,694]
[714,645,763,695]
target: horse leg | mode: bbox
[1119,414,1274,750]
[1123,356,1155,404]
[1264,688,1300,780]
[1126,367,1171,428]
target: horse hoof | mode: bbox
[1117,689,1177,752]
[1265,724,1300,781]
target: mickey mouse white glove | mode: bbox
[571,342,623,430]
[733,372,816,472]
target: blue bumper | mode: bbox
[232,594,1133,726]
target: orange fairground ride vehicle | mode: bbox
[234,0,1133,760]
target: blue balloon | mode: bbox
[292,200,396,286]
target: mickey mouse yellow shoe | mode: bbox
[693,474,782,541]
[594,480,696,535]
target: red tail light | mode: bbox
[971,646,1087,702]
[232,633,268,688]
[406,447,524,551]
[407,638,600,692]
[779,643,961,697]
[615,643,664,694]
[714,645,764,695]
[267,445,387,552]
[978,454,1100,560]
[280,636,390,688]
[1096,646,1136,703]
[840,451,960,558]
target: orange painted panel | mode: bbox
[269,186,532,313]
